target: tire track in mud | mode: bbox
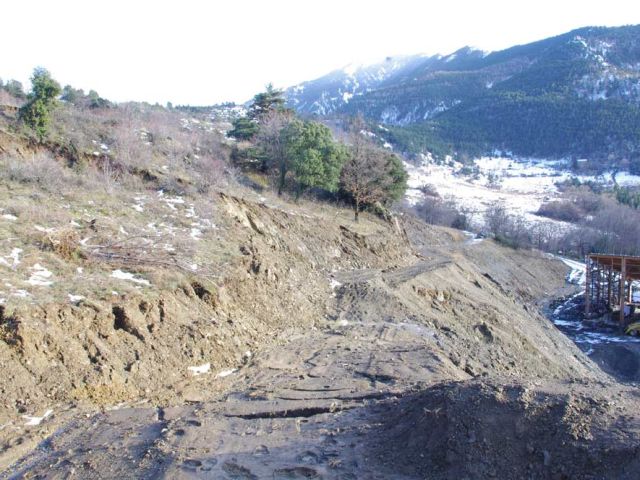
[7,243,611,480]
[3,256,458,479]
[332,255,452,287]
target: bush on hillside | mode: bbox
[19,68,61,141]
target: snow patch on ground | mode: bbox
[0,248,22,269]
[68,294,85,303]
[329,278,342,297]
[23,409,53,426]
[462,231,484,245]
[404,155,640,228]
[111,269,151,286]
[163,196,185,211]
[216,368,237,378]
[554,255,586,285]
[188,363,211,375]
[614,171,640,186]
[27,264,53,287]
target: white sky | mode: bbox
[3,0,640,105]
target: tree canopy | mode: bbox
[248,83,286,119]
[19,67,61,141]
[285,120,348,197]
[233,88,408,216]
[228,117,259,141]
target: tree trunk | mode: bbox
[278,162,286,196]
[354,198,360,222]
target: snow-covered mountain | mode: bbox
[285,47,492,118]
[285,54,429,115]
[285,25,640,162]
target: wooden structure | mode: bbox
[585,254,640,324]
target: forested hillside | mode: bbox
[287,25,640,163]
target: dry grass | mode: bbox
[0,158,237,313]
[0,99,324,313]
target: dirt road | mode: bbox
[6,240,639,479]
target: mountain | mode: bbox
[286,25,640,163]
[285,47,491,120]
[285,54,431,115]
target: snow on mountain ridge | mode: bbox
[285,46,496,116]
[285,53,434,115]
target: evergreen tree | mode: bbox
[248,83,286,119]
[382,152,408,204]
[87,90,110,108]
[61,85,84,105]
[228,117,259,140]
[19,68,61,141]
[286,120,348,198]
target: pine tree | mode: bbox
[286,120,347,198]
[19,67,61,141]
[228,117,259,140]
[248,83,286,119]
[382,152,408,204]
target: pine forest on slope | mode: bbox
[286,25,640,164]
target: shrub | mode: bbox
[0,152,70,192]
[536,200,583,222]
[484,204,530,249]
[19,68,61,141]
[415,197,468,229]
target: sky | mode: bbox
[3,0,640,106]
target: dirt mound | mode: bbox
[333,253,596,381]
[373,379,640,479]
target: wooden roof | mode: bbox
[589,254,640,280]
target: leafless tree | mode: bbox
[483,203,530,248]
[484,203,510,238]
[339,116,394,221]
[415,196,468,228]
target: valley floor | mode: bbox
[404,155,640,227]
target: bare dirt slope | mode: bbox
[0,190,417,468]
[3,191,636,479]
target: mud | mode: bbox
[1,195,638,479]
